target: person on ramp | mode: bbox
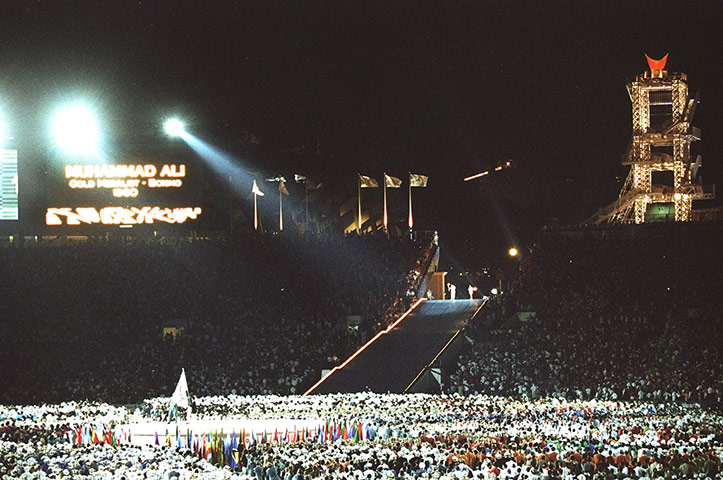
[447,283,456,300]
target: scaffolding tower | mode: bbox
[589,54,714,225]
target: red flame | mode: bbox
[645,53,669,71]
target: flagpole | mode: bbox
[305,181,309,224]
[408,173,413,230]
[383,173,388,234]
[254,192,258,231]
[279,188,283,232]
[357,174,362,233]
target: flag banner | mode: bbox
[252,179,265,196]
[359,174,379,188]
[279,180,289,195]
[294,174,307,183]
[171,368,189,410]
[385,174,402,188]
[409,173,429,187]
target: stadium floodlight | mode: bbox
[163,118,185,137]
[508,247,518,257]
[51,104,100,156]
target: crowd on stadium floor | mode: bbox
[446,225,723,406]
[0,233,435,405]
[1,393,722,479]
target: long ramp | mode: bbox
[306,299,484,394]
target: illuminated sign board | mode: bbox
[46,162,202,226]
[1,149,19,220]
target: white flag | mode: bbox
[171,369,189,410]
[252,179,265,196]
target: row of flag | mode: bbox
[249,173,428,197]
[358,173,429,189]
[358,173,429,232]
[250,173,429,233]
[251,174,324,198]
[151,419,379,468]
[70,424,131,446]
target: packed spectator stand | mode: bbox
[446,223,722,407]
[0,231,435,405]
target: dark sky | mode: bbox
[1,0,721,266]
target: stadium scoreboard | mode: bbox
[46,160,203,227]
[0,149,19,221]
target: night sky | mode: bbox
[1,1,721,267]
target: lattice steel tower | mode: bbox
[594,54,714,224]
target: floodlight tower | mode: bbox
[612,54,707,223]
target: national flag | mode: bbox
[154,431,159,445]
[385,174,402,188]
[359,174,379,188]
[252,180,265,196]
[279,179,289,195]
[266,176,290,195]
[225,440,233,468]
[294,174,307,183]
[409,173,429,187]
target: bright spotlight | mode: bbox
[491,288,498,295]
[508,247,518,257]
[164,118,185,137]
[51,104,100,156]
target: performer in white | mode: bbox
[468,284,477,299]
[447,283,456,300]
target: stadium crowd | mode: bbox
[446,224,723,405]
[1,222,721,479]
[2,393,722,479]
[0,232,435,405]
